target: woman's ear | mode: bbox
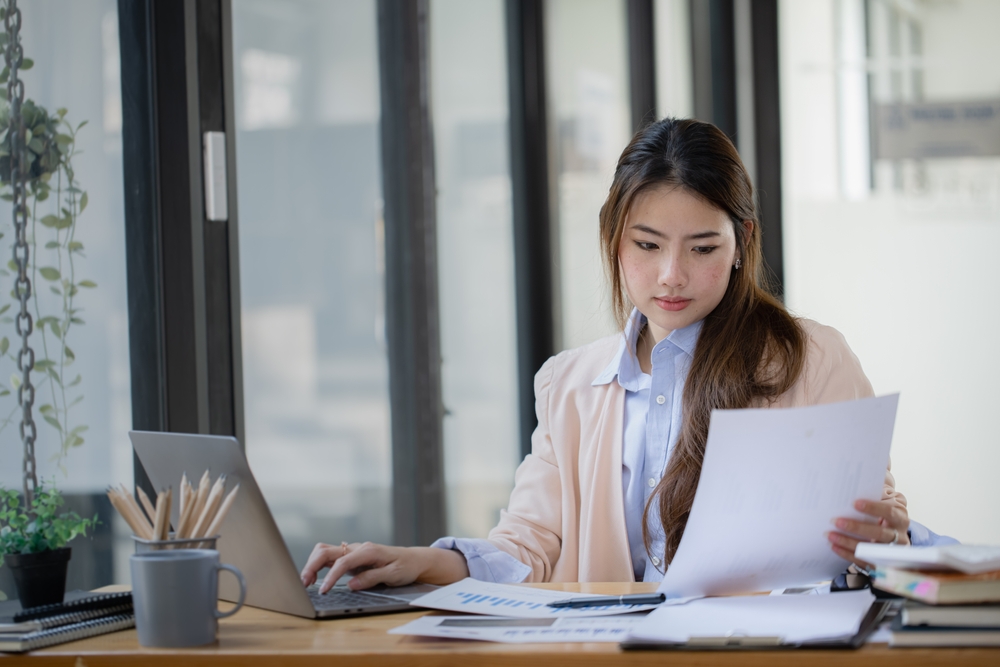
[740,219,754,243]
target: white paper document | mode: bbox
[390,614,647,643]
[627,590,875,645]
[410,579,664,618]
[660,394,898,598]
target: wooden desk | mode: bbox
[3,583,997,666]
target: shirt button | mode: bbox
[652,556,661,566]
[656,395,666,404]
[647,477,656,488]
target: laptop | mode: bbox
[129,430,437,619]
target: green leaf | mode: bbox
[55,133,73,146]
[0,304,8,315]
[54,216,73,230]
[77,120,88,131]
[78,280,97,288]
[43,415,62,431]
[70,425,89,435]
[41,214,59,228]
[72,436,84,447]
[45,241,59,249]
[0,337,7,355]
[50,321,61,338]
[27,137,44,154]
[70,317,85,325]
[39,404,54,415]
[0,389,9,397]
[7,259,18,272]
[10,373,20,389]
[35,359,56,370]
[39,267,60,281]
[50,286,61,296]
[64,346,74,362]
[47,367,61,384]
[21,58,33,71]
[79,192,88,213]
[57,107,68,118]
[67,374,81,387]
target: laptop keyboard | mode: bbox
[307,586,407,611]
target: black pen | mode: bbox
[546,593,665,609]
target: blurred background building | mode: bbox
[1,0,997,597]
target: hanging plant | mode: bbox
[0,41,95,463]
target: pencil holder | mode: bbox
[133,533,220,552]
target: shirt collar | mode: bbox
[592,309,703,389]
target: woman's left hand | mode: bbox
[827,498,910,569]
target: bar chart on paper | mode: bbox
[410,579,661,618]
[389,615,647,643]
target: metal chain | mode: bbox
[4,0,38,507]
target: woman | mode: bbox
[301,118,923,593]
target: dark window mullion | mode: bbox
[627,0,657,132]
[506,0,555,461]
[377,0,447,546]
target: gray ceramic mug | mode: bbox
[130,549,246,647]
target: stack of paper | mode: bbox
[624,590,876,647]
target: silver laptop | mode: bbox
[129,430,436,618]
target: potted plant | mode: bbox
[0,481,96,608]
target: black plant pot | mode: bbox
[3,547,71,609]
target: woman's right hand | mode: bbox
[300,541,470,593]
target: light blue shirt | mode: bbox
[590,309,701,581]
[433,309,955,582]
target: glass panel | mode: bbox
[232,0,390,568]
[430,0,520,538]
[0,0,131,595]
[654,0,693,119]
[546,0,632,351]
[780,0,1000,543]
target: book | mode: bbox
[900,601,1000,628]
[872,567,1000,604]
[0,613,135,653]
[890,615,1000,647]
[855,544,1000,575]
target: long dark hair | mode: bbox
[598,118,806,567]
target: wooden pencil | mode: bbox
[106,489,145,537]
[191,475,227,539]
[179,472,188,519]
[174,486,197,539]
[119,485,154,539]
[152,490,167,542]
[189,471,211,533]
[203,484,239,539]
[136,487,156,524]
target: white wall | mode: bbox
[780,0,1000,544]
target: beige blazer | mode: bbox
[486,319,906,582]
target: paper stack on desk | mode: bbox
[623,590,878,648]
[391,579,665,642]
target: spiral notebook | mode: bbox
[0,613,135,652]
[0,591,134,653]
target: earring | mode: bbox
[734,258,742,270]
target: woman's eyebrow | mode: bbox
[629,224,722,241]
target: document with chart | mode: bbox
[659,394,899,598]
[390,614,646,643]
[410,579,666,618]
